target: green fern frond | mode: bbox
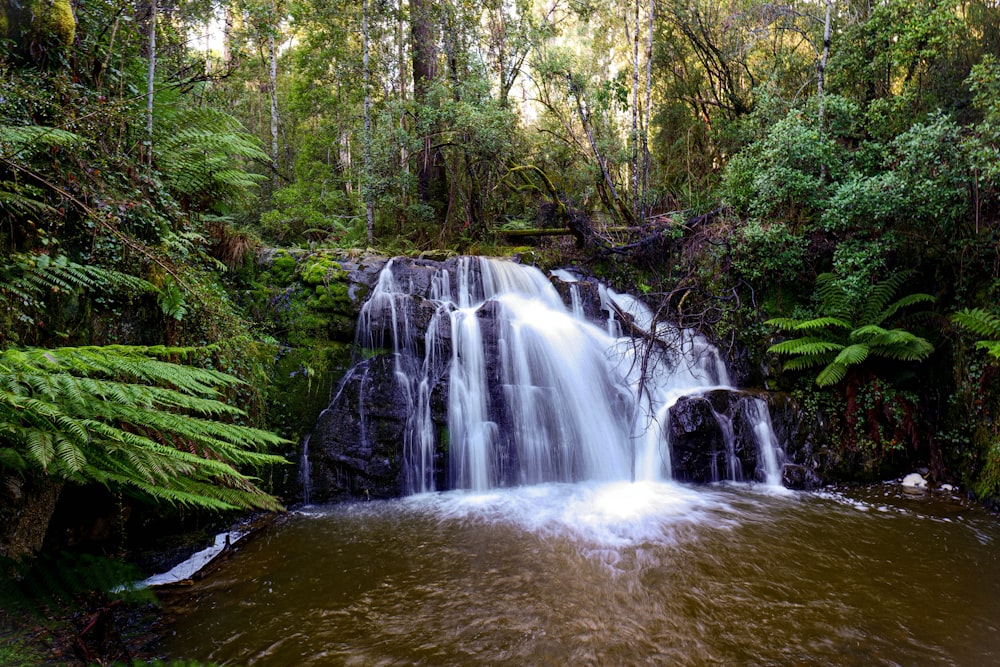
[849,324,887,341]
[816,361,849,387]
[814,273,852,319]
[859,272,909,324]
[767,271,935,385]
[0,181,56,217]
[0,345,289,511]
[871,331,934,361]
[0,253,155,319]
[976,341,1000,359]
[781,355,834,371]
[153,107,270,210]
[952,308,1000,339]
[764,317,805,331]
[877,292,935,325]
[767,337,844,356]
[0,124,86,154]
[790,316,852,331]
[832,343,870,367]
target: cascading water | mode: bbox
[298,434,312,505]
[747,396,784,486]
[346,256,783,493]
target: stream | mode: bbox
[155,481,1000,666]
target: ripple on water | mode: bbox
[160,482,1000,667]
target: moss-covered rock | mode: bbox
[300,255,347,286]
[308,282,350,311]
[11,0,76,55]
[269,250,297,287]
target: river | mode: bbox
[156,481,1000,666]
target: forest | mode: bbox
[2,0,1000,663]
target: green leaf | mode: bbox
[832,343,870,367]
[816,361,848,386]
[0,345,290,511]
[767,337,845,356]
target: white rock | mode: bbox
[901,472,927,488]
[941,483,954,492]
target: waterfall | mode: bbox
[341,256,783,494]
[299,434,312,505]
[747,397,785,486]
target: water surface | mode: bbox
[157,482,1000,666]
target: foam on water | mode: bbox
[401,481,740,548]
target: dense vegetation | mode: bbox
[2,0,1000,659]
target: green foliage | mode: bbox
[300,256,346,286]
[154,106,270,216]
[0,345,288,511]
[729,219,805,286]
[269,251,297,287]
[952,308,1000,359]
[767,273,935,386]
[728,110,846,222]
[0,550,153,616]
[0,253,155,345]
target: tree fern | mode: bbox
[0,345,288,511]
[767,272,935,386]
[0,253,155,336]
[952,308,1000,359]
[153,107,269,212]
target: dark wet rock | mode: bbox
[669,395,726,483]
[782,464,808,489]
[0,474,62,559]
[550,276,605,324]
[667,388,824,487]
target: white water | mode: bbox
[354,257,782,493]
[299,434,312,505]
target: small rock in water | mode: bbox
[940,483,954,492]
[901,473,927,489]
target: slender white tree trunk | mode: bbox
[642,0,654,218]
[364,0,375,245]
[269,0,280,187]
[632,0,640,220]
[818,0,833,128]
[146,0,157,168]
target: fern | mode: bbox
[815,361,849,387]
[0,124,85,156]
[767,337,844,356]
[951,308,1000,360]
[0,253,154,334]
[153,107,269,212]
[768,272,935,386]
[0,345,289,511]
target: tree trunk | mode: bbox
[569,74,634,225]
[817,0,833,129]
[397,0,408,212]
[0,475,62,560]
[410,0,446,211]
[642,0,653,219]
[631,0,640,220]
[363,0,374,245]
[269,0,280,188]
[145,0,157,168]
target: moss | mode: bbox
[269,250,297,287]
[0,7,8,38]
[266,342,354,442]
[21,0,75,48]
[300,255,346,286]
[308,282,351,311]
